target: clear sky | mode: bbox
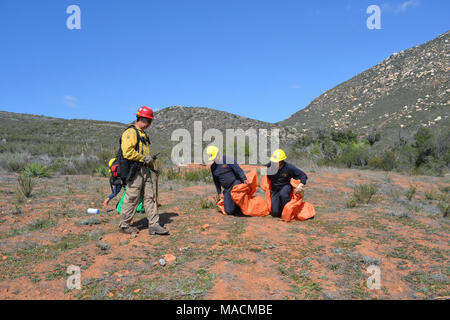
[0,0,448,124]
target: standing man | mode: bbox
[266,149,308,217]
[119,106,168,236]
[207,146,250,215]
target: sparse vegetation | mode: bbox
[165,167,212,183]
[406,185,417,201]
[293,127,449,177]
[438,195,449,217]
[352,183,379,204]
[95,165,109,177]
[24,163,52,178]
[200,198,216,209]
[17,173,33,198]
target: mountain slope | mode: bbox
[279,31,449,139]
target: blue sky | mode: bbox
[0,0,448,124]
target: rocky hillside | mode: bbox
[280,31,449,142]
[1,31,448,165]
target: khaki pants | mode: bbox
[119,166,159,229]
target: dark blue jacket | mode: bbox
[267,161,308,191]
[211,156,247,194]
[107,184,122,200]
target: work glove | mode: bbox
[295,183,304,194]
[152,169,160,177]
[143,156,154,166]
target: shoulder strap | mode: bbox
[119,125,140,152]
[129,125,141,153]
[119,124,150,155]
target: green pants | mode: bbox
[116,186,145,214]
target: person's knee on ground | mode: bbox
[270,191,282,217]
[279,185,292,207]
[223,193,238,215]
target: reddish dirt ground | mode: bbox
[0,167,448,300]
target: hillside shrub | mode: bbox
[353,183,378,204]
[24,163,52,178]
[17,174,34,198]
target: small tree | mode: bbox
[367,131,381,146]
[381,150,397,171]
[321,139,338,161]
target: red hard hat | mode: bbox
[135,106,154,119]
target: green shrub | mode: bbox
[50,158,78,175]
[353,183,379,204]
[368,157,384,170]
[414,158,446,177]
[439,186,450,193]
[339,143,370,168]
[28,218,55,231]
[381,150,397,171]
[321,139,338,161]
[346,198,357,208]
[95,165,109,177]
[391,189,401,201]
[295,133,314,147]
[184,169,213,183]
[367,131,381,146]
[74,158,99,175]
[311,142,321,156]
[8,160,26,173]
[200,198,216,209]
[413,128,435,167]
[425,191,439,201]
[24,163,51,178]
[406,185,417,201]
[438,195,449,217]
[166,167,182,180]
[17,174,34,198]
[15,188,25,204]
[331,130,357,144]
[50,158,67,171]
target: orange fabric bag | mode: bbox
[261,175,316,222]
[230,169,269,217]
[216,169,269,216]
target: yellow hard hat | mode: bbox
[270,149,287,162]
[206,146,219,161]
[108,158,116,173]
[108,158,116,168]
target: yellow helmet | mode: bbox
[206,146,219,161]
[108,158,116,173]
[270,149,287,162]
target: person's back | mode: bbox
[211,156,246,190]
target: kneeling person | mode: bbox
[207,146,250,215]
[267,149,308,217]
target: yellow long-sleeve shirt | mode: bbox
[121,125,150,163]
